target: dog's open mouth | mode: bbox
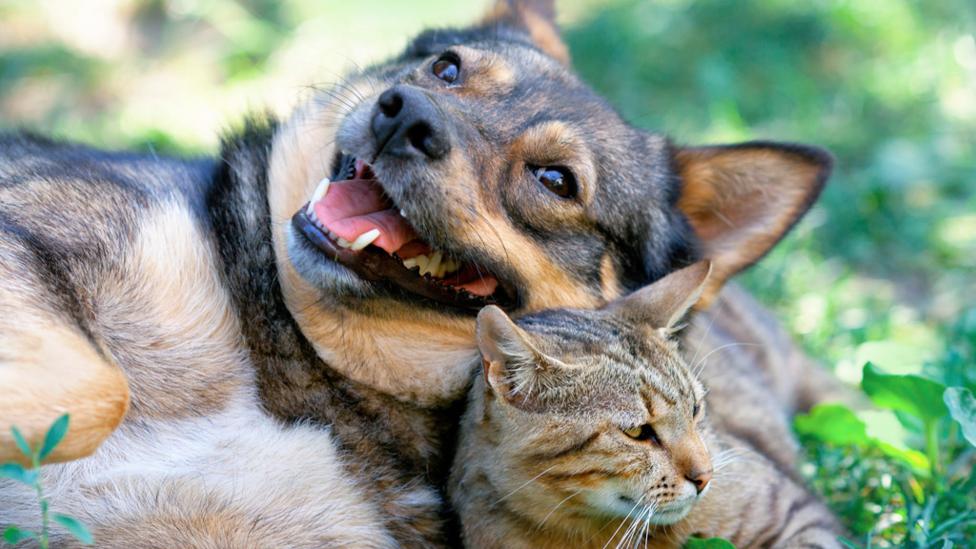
[292,154,517,311]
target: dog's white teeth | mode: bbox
[336,237,353,248]
[409,251,461,278]
[312,177,330,202]
[442,258,459,275]
[306,178,330,217]
[349,228,381,251]
[425,251,443,277]
[412,254,430,273]
[399,209,407,218]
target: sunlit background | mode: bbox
[2,0,974,545]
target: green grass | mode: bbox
[1,0,974,546]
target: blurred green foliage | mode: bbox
[1,0,973,546]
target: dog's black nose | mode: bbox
[371,85,451,160]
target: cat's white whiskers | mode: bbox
[688,299,722,368]
[494,465,557,504]
[538,489,583,527]
[692,341,766,376]
[711,447,752,473]
[638,503,656,548]
[603,495,646,549]
[616,502,654,549]
[620,506,646,549]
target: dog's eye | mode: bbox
[532,166,577,199]
[622,424,660,444]
[432,53,460,84]
[693,401,702,418]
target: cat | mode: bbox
[450,262,844,548]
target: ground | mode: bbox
[1,0,974,546]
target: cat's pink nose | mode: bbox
[685,469,712,494]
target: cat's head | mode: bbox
[473,261,713,530]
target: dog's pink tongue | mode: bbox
[312,179,418,253]
[458,277,498,297]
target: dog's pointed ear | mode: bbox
[481,0,569,64]
[477,305,556,409]
[609,261,712,330]
[673,142,831,307]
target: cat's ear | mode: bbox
[673,142,831,307]
[477,305,552,407]
[610,261,712,330]
[480,0,569,64]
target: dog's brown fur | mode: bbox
[1,1,835,547]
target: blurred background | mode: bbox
[1,0,974,545]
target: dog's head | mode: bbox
[268,0,830,404]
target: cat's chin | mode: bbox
[646,503,694,525]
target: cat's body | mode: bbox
[451,265,844,549]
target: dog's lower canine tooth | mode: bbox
[336,237,352,248]
[402,258,418,269]
[349,229,381,251]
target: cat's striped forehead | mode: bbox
[516,308,701,411]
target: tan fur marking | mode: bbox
[599,253,624,301]
[0,241,129,464]
[452,46,517,96]
[94,205,251,419]
[0,323,129,465]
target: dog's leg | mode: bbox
[0,245,129,465]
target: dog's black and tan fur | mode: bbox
[1,1,836,547]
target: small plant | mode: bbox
[1,414,93,547]
[796,356,976,547]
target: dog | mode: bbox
[0,0,834,546]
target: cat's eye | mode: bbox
[530,165,577,199]
[432,53,460,83]
[622,424,660,444]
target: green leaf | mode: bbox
[944,387,976,447]
[3,526,36,543]
[685,537,736,549]
[875,441,930,476]
[10,426,31,458]
[0,463,37,486]
[861,362,948,422]
[794,403,870,446]
[794,404,930,473]
[39,414,70,461]
[52,514,93,545]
